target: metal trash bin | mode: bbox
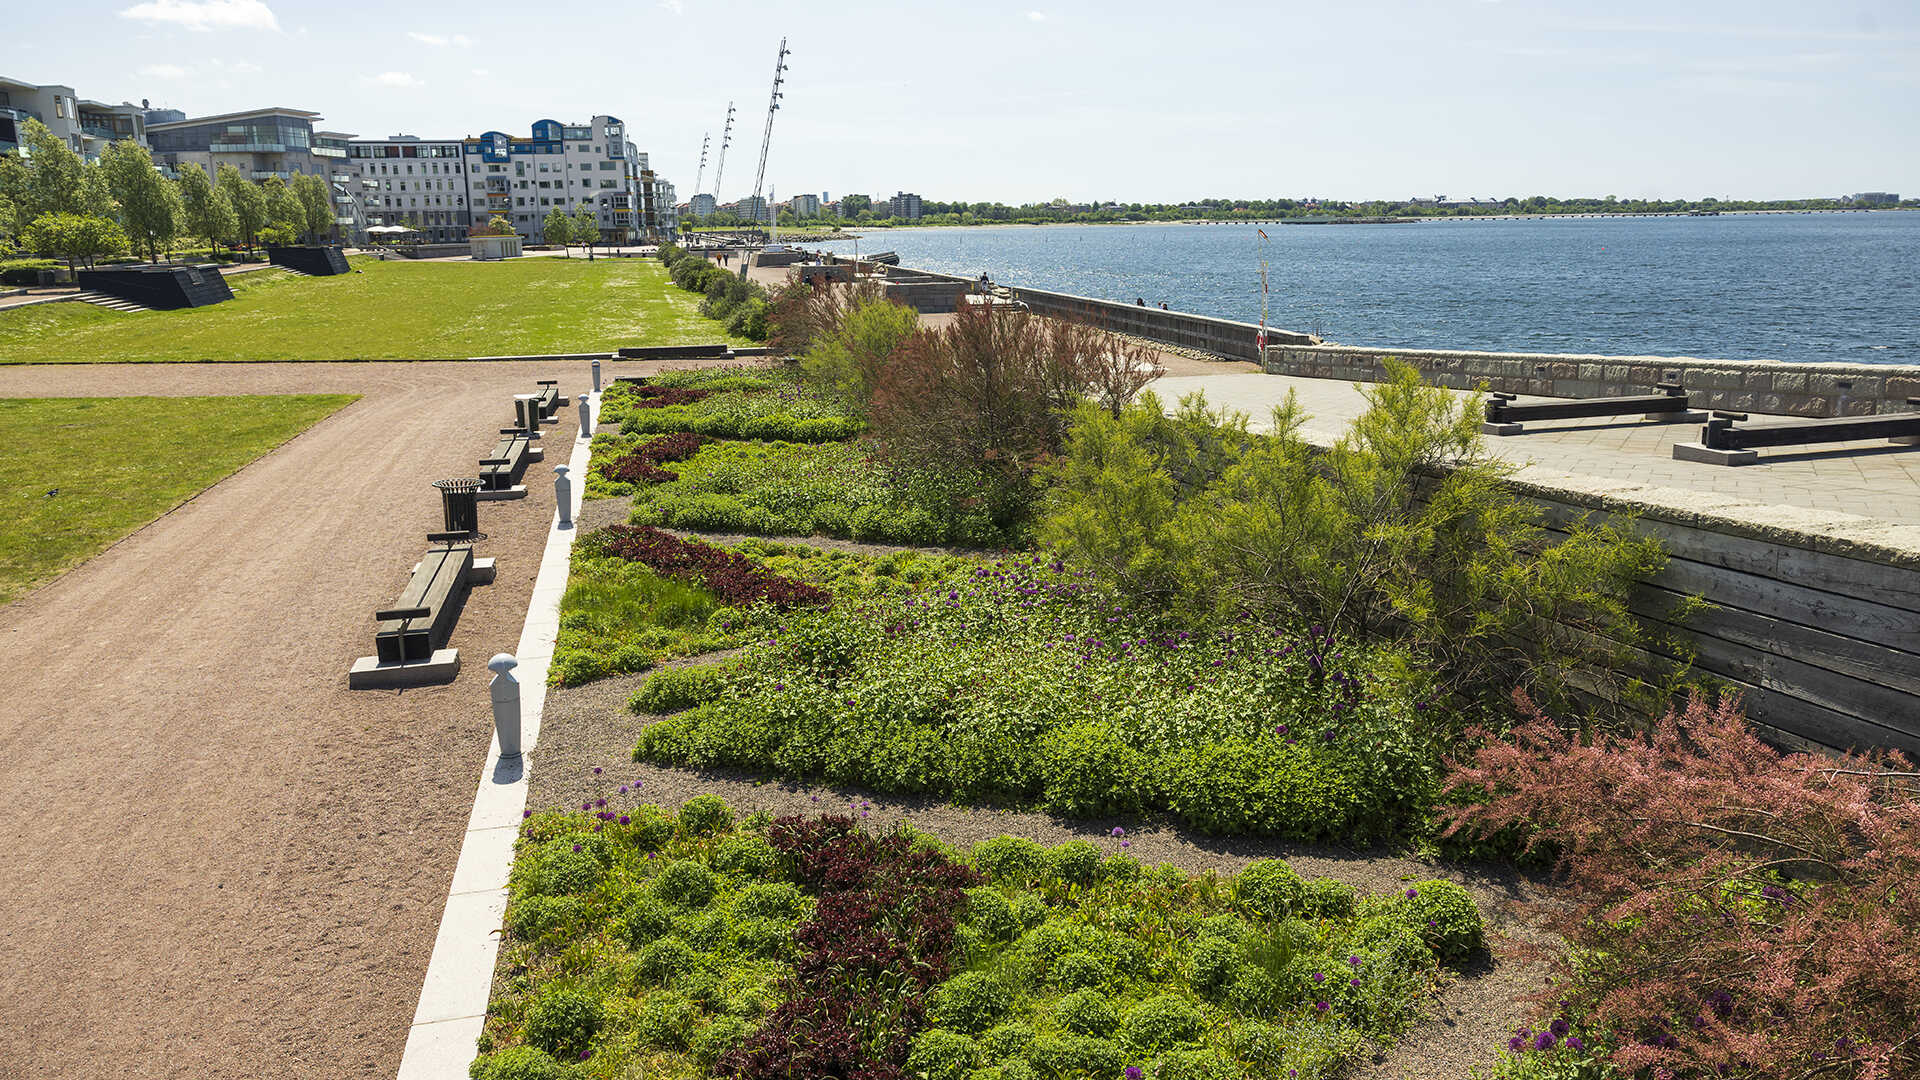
[433,477,482,536]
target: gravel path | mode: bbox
[0,358,732,1080]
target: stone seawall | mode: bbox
[1264,343,1920,419]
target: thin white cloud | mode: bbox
[1027,10,1047,21]
[471,67,491,77]
[119,0,280,31]
[367,71,425,87]
[407,31,447,45]
[660,0,684,13]
[138,63,189,77]
[453,33,472,46]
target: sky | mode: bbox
[9,0,1917,204]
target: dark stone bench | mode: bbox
[1484,382,1703,435]
[374,543,473,664]
[479,429,535,495]
[615,344,733,360]
[534,380,562,419]
[1675,398,1920,465]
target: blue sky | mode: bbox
[10,0,1917,203]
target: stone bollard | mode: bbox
[578,393,592,438]
[554,465,572,527]
[488,654,522,758]
[591,358,602,392]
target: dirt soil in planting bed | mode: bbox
[0,357,737,1080]
[527,528,1560,1080]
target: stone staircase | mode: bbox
[68,291,151,313]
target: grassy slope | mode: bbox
[0,394,357,603]
[0,257,748,363]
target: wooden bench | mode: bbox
[373,542,473,664]
[534,380,562,420]
[615,344,733,361]
[478,428,537,496]
[1675,399,1920,466]
[1483,382,1703,435]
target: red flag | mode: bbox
[1257,229,1268,239]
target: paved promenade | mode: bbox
[1154,370,1920,530]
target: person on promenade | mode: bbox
[1136,297,1146,306]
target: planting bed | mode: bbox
[475,793,1495,1080]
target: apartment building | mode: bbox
[887,191,923,220]
[688,192,717,219]
[147,107,366,240]
[348,134,469,242]
[0,74,148,158]
[463,116,673,243]
[789,193,820,218]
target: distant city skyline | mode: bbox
[8,0,1917,203]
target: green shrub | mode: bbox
[1023,1034,1123,1078]
[634,937,700,983]
[907,1028,980,1080]
[1155,1047,1239,1080]
[513,841,606,898]
[0,258,59,285]
[729,915,796,960]
[690,1015,753,1068]
[1119,994,1206,1054]
[1050,951,1114,992]
[1187,936,1243,997]
[980,1022,1036,1061]
[673,910,729,951]
[712,833,779,877]
[1045,840,1104,885]
[505,895,586,941]
[631,662,733,714]
[1301,878,1358,918]
[468,1045,564,1080]
[972,836,1048,884]
[928,970,1014,1034]
[1037,723,1152,817]
[652,859,719,907]
[1398,879,1483,962]
[1052,989,1118,1036]
[633,991,700,1050]
[623,805,678,853]
[677,794,734,836]
[964,886,1021,943]
[1235,860,1305,921]
[619,896,675,949]
[520,985,603,1059]
[733,881,805,920]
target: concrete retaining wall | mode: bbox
[1266,343,1920,419]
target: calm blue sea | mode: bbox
[802,214,1918,366]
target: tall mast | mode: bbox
[711,102,735,199]
[692,132,710,199]
[748,37,790,226]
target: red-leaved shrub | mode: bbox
[598,524,830,610]
[627,385,712,408]
[595,432,709,485]
[719,815,979,1080]
[1444,693,1920,1078]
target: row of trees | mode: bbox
[0,117,335,272]
[540,205,603,258]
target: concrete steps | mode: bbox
[68,291,151,313]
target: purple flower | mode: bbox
[595,798,606,808]
[1405,887,1419,899]
[571,843,581,852]
[1120,840,1130,849]
[1550,1019,1570,1038]
[1274,724,1289,736]
[1312,972,1325,984]
[579,1049,592,1061]
[522,809,532,819]
[1347,955,1360,965]
[1112,827,1126,838]
[1508,1036,1525,1053]
[1350,978,1361,987]
[1126,1069,1143,1080]
[619,815,630,825]
[1314,1000,1329,1013]
[591,766,602,775]
[1534,1031,1556,1051]
[619,785,629,794]
[1565,1036,1585,1051]
[581,801,592,811]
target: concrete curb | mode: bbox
[393,393,595,1080]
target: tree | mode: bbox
[15,118,90,222]
[486,214,513,236]
[217,164,267,252]
[260,176,303,245]
[23,212,128,272]
[572,204,598,259]
[542,206,572,254]
[98,140,180,263]
[177,166,236,257]
[290,173,334,243]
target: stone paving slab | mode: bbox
[1153,372,1920,530]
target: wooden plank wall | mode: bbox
[1528,494,1920,757]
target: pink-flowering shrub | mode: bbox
[1444,693,1920,1079]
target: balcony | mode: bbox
[211,142,291,154]
[251,170,293,180]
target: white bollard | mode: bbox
[488,654,522,758]
[591,358,602,392]
[554,464,572,527]
[578,393,592,438]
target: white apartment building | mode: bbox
[148,107,365,241]
[348,134,470,243]
[462,117,674,243]
[790,193,821,218]
[688,192,716,218]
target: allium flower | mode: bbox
[1534,1031,1556,1051]
[579,1049,592,1061]
[1350,978,1360,987]
[619,816,630,825]
[1112,827,1126,838]
[1509,1036,1526,1053]
[1565,1036,1584,1051]
[1550,1019,1570,1038]
[571,843,581,852]
[1347,955,1360,965]
[592,766,602,775]
[1120,840,1130,849]
[1126,1068,1143,1080]
[1312,972,1325,984]
[522,809,532,819]
[1314,1000,1329,1013]
[581,801,591,811]
[1405,887,1419,899]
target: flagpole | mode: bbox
[1256,228,1270,353]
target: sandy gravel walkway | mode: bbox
[0,359,722,1080]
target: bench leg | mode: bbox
[1644,410,1708,423]
[1481,421,1525,436]
[1892,436,1920,446]
[1673,441,1759,466]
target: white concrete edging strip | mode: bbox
[394,393,596,1079]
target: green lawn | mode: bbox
[0,394,357,602]
[0,257,749,363]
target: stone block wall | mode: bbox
[1265,343,1920,418]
